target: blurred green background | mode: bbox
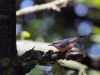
[16,0,100,75]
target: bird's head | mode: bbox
[70,35,86,43]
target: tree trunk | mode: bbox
[0,0,24,75]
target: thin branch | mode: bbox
[16,0,71,16]
[58,60,88,75]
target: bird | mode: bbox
[49,35,86,52]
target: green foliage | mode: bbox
[88,69,100,75]
[91,26,100,44]
[77,0,100,9]
[52,64,66,75]
[52,64,78,75]
[26,65,42,75]
[91,34,100,44]
[24,19,43,40]
[22,31,31,38]
[92,26,100,34]
[92,0,100,9]
[16,17,22,24]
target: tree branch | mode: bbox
[16,0,71,16]
[17,40,87,74]
[58,60,88,75]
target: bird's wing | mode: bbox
[60,39,70,48]
[48,41,60,46]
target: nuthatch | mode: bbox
[49,35,86,52]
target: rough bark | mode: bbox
[0,0,24,75]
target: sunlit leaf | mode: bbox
[91,34,100,44]
[22,31,31,38]
[92,0,100,9]
[92,26,100,34]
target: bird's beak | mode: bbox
[78,35,87,39]
[73,35,87,43]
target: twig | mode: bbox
[16,0,70,16]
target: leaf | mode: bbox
[52,64,66,75]
[91,34,100,44]
[22,31,31,38]
[92,26,100,34]
[26,65,41,75]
